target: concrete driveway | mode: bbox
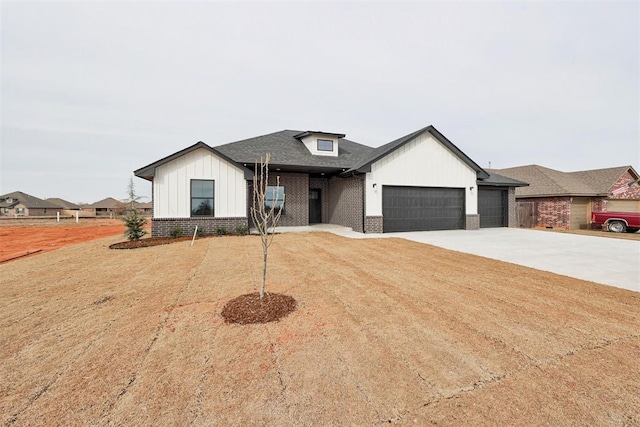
[300,226,639,292]
[376,228,639,292]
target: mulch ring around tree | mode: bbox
[109,235,217,249]
[221,292,297,325]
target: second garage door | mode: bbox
[478,188,507,228]
[382,186,465,232]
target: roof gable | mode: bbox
[345,125,490,179]
[568,166,639,193]
[134,141,254,181]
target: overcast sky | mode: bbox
[1,1,638,204]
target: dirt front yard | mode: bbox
[1,232,639,425]
[0,219,127,263]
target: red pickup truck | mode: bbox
[591,211,640,233]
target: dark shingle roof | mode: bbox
[215,130,374,172]
[345,125,490,179]
[478,172,529,187]
[0,191,62,209]
[134,127,516,187]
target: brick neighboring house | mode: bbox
[82,197,123,217]
[490,165,640,230]
[0,191,63,217]
[135,126,527,237]
[47,198,82,217]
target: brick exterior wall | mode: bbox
[309,177,330,223]
[272,172,308,227]
[151,217,248,237]
[364,216,383,233]
[507,187,517,227]
[14,207,61,217]
[248,172,309,227]
[328,175,365,232]
[520,197,571,229]
[609,171,640,200]
[465,214,480,230]
[592,197,606,212]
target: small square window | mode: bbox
[317,139,334,152]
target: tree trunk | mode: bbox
[261,244,268,299]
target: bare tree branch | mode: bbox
[250,153,284,299]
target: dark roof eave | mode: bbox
[478,181,529,188]
[293,131,346,139]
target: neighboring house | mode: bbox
[490,165,640,230]
[82,197,123,217]
[136,201,153,216]
[134,126,527,237]
[0,191,63,217]
[47,198,82,216]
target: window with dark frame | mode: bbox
[191,179,214,216]
[265,186,285,214]
[317,139,334,152]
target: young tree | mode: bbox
[122,177,147,241]
[250,153,284,299]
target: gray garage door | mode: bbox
[479,188,507,228]
[382,186,465,232]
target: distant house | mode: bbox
[0,191,63,217]
[46,198,81,210]
[135,126,527,237]
[490,165,640,229]
[136,201,153,216]
[46,198,82,217]
[82,197,123,217]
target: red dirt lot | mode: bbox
[0,219,126,263]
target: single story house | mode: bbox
[0,191,63,217]
[489,165,640,229]
[47,198,82,217]
[135,125,527,237]
[82,197,123,217]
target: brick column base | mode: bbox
[465,214,480,230]
[364,216,383,233]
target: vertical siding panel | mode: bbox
[152,147,247,218]
[365,134,477,216]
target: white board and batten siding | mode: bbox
[365,132,478,216]
[153,148,247,218]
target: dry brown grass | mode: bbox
[1,233,639,425]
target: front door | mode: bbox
[309,189,322,224]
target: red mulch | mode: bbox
[109,235,213,249]
[221,292,297,324]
